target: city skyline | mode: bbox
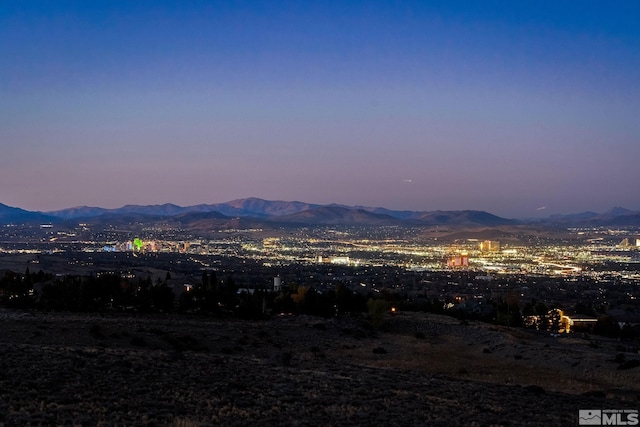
[2,1,639,217]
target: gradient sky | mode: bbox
[2,1,639,218]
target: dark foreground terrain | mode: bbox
[0,309,638,426]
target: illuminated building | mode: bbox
[317,256,350,265]
[479,240,500,252]
[447,253,469,267]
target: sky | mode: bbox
[1,1,639,218]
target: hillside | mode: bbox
[0,203,54,224]
[224,197,320,217]
[274,206,403,226]
[415,210,518,226]
[0,309,636,425]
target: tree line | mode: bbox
[0,268,636,339]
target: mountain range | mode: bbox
[0,198,639,228]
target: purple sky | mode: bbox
[1,1,639,218]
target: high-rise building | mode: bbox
[447,253,469,267]
[480,240,500,252]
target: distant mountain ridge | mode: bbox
[0,198,639,227]
[45,206,109,219]
[414,210,517,226]
[538,206,640,227]
[0,203,56,224]
[45,198,319,220]
[272,206,403,226]
[224,198,320,217]
[42,198,517,227]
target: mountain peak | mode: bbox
[223,198,320,216]
[604,206,634,216]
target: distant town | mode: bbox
[1,199,639,339]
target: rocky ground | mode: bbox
[0,309,638,426]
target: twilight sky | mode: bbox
[1,1,639,218]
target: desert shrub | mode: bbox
[367,298,389,328]
[593,316,620,338]
[173,418,199,427]
[130,335,147,347]
[618,359,640,370]
[89,324,104,339]
[582,390,606,398]
[524,385,545,395]
[270,352,292,366]
[613,353,626,363]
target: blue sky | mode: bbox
[1,1,639,217]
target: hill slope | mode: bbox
[0,203,55,224]
[274,206,403,226]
